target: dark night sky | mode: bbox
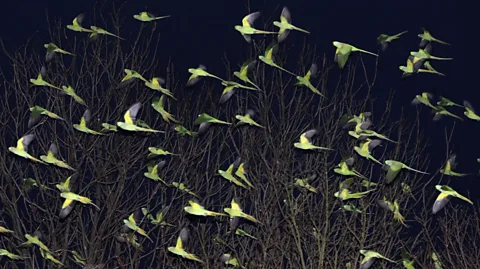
[0,0,475,195]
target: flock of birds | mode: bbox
[0,5,474,269]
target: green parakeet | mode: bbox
[440,154,468,177]
[184,200,227,217]
[259,42,296,75]
[28,105,65,128]
[30,66,61,90]
[220,253,245,268]
[61,192,100,211]
[235,109,265,128]
[377,197,408,227]
[233,157,254,188]
[383,160,429,184]
[224,199,261,224]
[73,109,105,135]
[141,207,174,226]
[67,14,93,32]
[273,6,310,43]
[145,77,176,99]
[410,49,453,61]
[185,64,224,87]
[168,228,205,263]
[171,182,198,197]
[20,232,50,253]
[218,164,248,189]
[144,161,168,185]
[437,97,463,107]
[0,249,23,260]
[463,100,480,121]
[134,12,170,22]
[147,147,178,158]
[354,139,382,164]
[333,41,378,69]
[61,85,86,105]
[334,188,374,201]
[44,42,74,62]
[433,185,472,214]
[295,63,325,97]
[359,250,395,269]
[89,26,124,40]
[432,105,463,121]
[334,156,368,179]
[418,28,450,47]
[294,129,333,151]
[9,134,46,164]
[117,102,164,132]
[152,95,178,123]
[40,143,75,170]
[293,174,317,193]
[234,12,277,43]
[122,211,153,242]
[194,113,231,134]
[174,125,197,137]
[233,59,260,89]
[377,30,408,51]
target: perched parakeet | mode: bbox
[333,41,378,69]
[40,248,63,266]
[377,30,408,51]
[433,185,472,214]
[400,250,415,269]
[294,129,332,150]
[117,102,163,132]
[133,12,170,22]
[9,134,46,164]
[234,12,277,43]
[273,6,310,43]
